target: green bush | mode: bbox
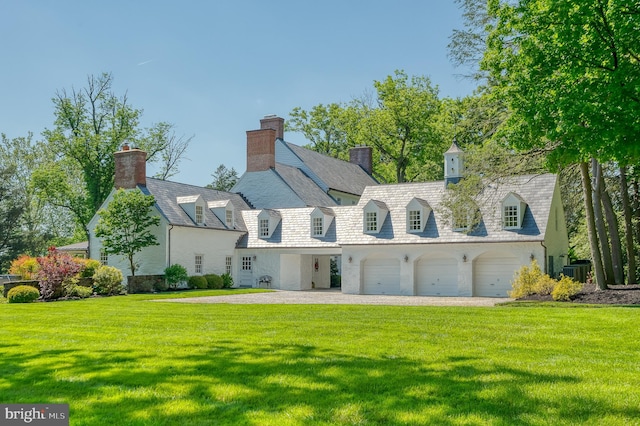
[221,273,234,288]
[204,274,223,289]
[7,285,40,303]
[153,278,169,292]
[64,282,93,298]
[552,275,583,301]
[93,266,124,295]
[79,258,102,278]
[188,275,207,289]
[164,264,188,289]
[509,260,544,298]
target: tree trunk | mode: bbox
[619,166,636,284]
[580,161,607,290]
[596,164,624,284]
[592,159,614,284]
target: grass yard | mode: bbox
[0,290,639,425]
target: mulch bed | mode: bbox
[519,283,640,305]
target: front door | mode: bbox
[239,256,253,287]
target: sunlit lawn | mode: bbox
[0,289,639,425]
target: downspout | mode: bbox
[167,224,174,267]
[541,241,548,274]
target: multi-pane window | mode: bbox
[259,219,269,237]
[452,208,470,231]
[408,210,421,231]
[195,254,203,274]
[226,210,233,227]
[225,256,232,275]
[312,217,323,236]
[504,205,519,228]
[365,211,377,232]
[100,249,108,265]
[242,256,252,271]
[195,205,203,224]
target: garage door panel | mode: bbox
[417,258,458,296]
[474,256,519,297]
[363,258,400,295]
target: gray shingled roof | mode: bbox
[238,174,558,249]
[284,142,378,196]
[142,178,250,231]
[274,164,337,206]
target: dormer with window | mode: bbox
[310,207,335,238]
[177,195,206,225]
[363,200,389,234]
[257,209,281,239]
[406,198,431,233]
[502,192,527,230]
[451,203,479,232]
[208,200,235,229]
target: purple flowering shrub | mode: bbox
[36,247,83,300]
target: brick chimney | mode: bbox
[114,145,147,189]
[349,146,373,175]
[260,115,284,140]
[246,128,276,172]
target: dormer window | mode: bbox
[452,204,478,232]
[177,195,205,226]
[406,198,431,233]
[363,200,389,234]
[310,207,334,238]
[257,209,281,239]
[208,200,235,229]
[502,193,527,230]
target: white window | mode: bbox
[408,210,421,231]
[452,206,472,231]
[242,256,252,271]
[226,210,233,228]
[225,256,232,275]
[100,250,108,265]
[195,205,203,224]
[195,255,203,274]
[259,219,269,237]
[504,205,519,228]
[312,217,323,236]
[365,211,377,232]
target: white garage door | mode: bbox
[416,257,458,296]
[363,258,400,295]
[474,255,520,297]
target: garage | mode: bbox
[416,257,458,296]
[363,258,401,295]
[473,253,520,297]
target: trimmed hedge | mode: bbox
[204,274,224,289]
[7,285,40,303]
[188,275,208,289]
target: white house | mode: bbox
[89,116,569,297]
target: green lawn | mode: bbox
[0,291,639,425]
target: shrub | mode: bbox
[36,247,83,300]
[77,258,102,278]
[164,264,188,289]
[534,274,557,296]
[509,260,544,298]
[204,274,223,289]
[63,278,93,299]
[221,273,234,288]
[153,278,169,292]
[9,255,40,280]
[552,275,583,301]
[7,285,40,303]
[188,275,207,289]
[93,266,124,296]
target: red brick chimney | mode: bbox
[349,146,373,175]
[114,145,147,188]
[260,115,284,140]
[246,128,276,172]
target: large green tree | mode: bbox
[94,189,160,277]
[481,0,640,288]
[39,73,189,240]
[0,164,26,270]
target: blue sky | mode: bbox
[1,1,478,186]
